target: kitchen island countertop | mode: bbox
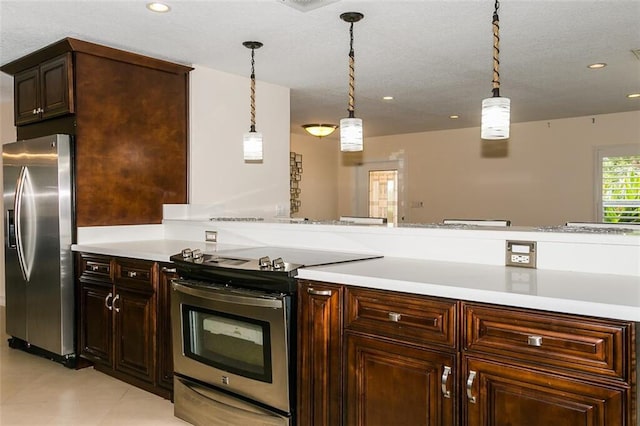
[72,239,639,322]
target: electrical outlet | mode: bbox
[205,230,217,242]
[505,241,536,268]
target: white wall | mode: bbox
[293,111,640,226]
[189,66,291,218]
[0,73,16,305]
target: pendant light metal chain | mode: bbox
[250,48,256,129]
[491,0,501,97]
[347,22,356,117]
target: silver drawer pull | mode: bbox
[527,335,543,347]
[307,287,332,296]
[105,292,113,311]
[127,271,138,278]
[162,267,177,273]
[466,371,477,403]
[388,312,401,322]
[91,265,99,271]
[441,366,452,398]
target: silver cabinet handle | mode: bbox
[388,312,401,322]
[127,271,137,278]
[112,294,120,313]
[105,292,113,311]
[466,371,477,403]
[32,109,38,114]
[307,287,332,296]
[441,366,452,398]
[162,267,177,273]
[527,335,543,347]
[91,265,100,271]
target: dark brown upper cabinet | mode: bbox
[2,38,193,226]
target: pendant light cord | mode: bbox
[250,47,257,132]
[491,0,501,98]
[347,21,356,118]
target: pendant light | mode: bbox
[481,0,510,140]
[243,41,263,161]
[339,12,364,152]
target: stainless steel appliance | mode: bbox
[3,134,75,366]
[170,246,382,426]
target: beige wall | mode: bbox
[293,111,640,226]
[290,133,339,220]
[0,72,16,304]
[190,66,291,217]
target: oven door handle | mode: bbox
[172,281,284,309]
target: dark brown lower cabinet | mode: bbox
[158,264,178,392]
[77,253,172,399]
[297,281,344,426]
[297,280,637,426]
[346,333,457,426]
[463,356,627,426]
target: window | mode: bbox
[597,146,640,223]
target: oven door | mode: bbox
[171,279,292,414]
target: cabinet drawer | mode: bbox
[115,259,155,291]
[346,287,457,349]
[79,254,112,282]
[463,303,631,380]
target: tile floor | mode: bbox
[0,307,189,425]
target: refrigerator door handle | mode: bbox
[5,209,16,248]
[14,166,36,282]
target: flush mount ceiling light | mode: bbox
[340,12,365,152]
[587,62,607,69]
[302,124,338,138]
[243,41,264,162]
[481,0,510,140]
[627,93,640,99]
[146,2,170,13]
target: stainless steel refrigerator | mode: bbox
[3,134,75,365]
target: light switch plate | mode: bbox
[505,241,537,268]
[205,230,217,242]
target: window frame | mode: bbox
[594,144,640,222]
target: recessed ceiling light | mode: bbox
[587,62,607,69]
[449,115,460,119]
[147,2,170,13]
[382,96,394,101]
[627,93,640,99]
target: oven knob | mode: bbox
[192,249,204,263]
[258,256,271,269]
[181,248,193,259]
[272,257,285,270]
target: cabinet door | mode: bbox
[14,67,40,125]
[297,281,343,426]
[78,282,113,366]
[346,333,457,426]
[113,287,156,384]
[40,54,74,120]
[158,265,177,391]
[463,356,628,426]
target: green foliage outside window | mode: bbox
[602,156,640,223]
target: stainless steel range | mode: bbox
[170,246,381,426]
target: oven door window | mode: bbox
[182,305,272,383]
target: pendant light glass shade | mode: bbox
[340,117,363,151]
[243,131,263,161]
[481,96,510,140]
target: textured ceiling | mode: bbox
[1,0,639,138]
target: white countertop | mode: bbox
[72,239,640,322]
[298,257,640,321]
